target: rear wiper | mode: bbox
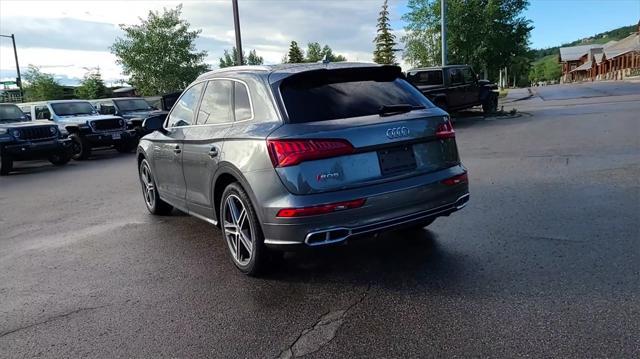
[378,104,425,117]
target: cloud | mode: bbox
[0,17,122,52]
[0,0,408,84]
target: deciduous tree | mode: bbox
[402,0,532,82]
[110,5,209,96]
[75,69,106,99]
[23,65,64,101]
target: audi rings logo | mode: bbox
[386,126,410,139]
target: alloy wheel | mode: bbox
[140,162,156,209]
[223,194,253,266]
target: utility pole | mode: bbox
[441,0,447,66]
[0,34,23,100]
[232,0,243,66]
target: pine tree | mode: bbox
[373,0,397,65]
[287,41,305,63]
[247,50,264,65]
[219,48,263,68]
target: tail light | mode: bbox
[276,198,366,218]
[436,119,455,139]
[441,172,468,186]
[267,139,355,167]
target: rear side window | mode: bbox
[407,70,443,86]
[280,74,431,123]
[197,80,233,125]
[167,83,204,127]
[234,82,252,121]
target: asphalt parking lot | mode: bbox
[1,82,639,358]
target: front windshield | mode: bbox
[114,99,152,112]
[0,104,27,122]
[51,102,96,116]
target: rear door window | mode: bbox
[197,80,233,125]
[280,71,432,124]
[167,83,204,127]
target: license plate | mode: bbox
[112,133,121,140]
[378,145,417,175]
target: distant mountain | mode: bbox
[532,24,637,60]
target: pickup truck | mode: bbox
[406,65,498,114]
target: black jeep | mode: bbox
[406,65,498,114]
[21,100,138,160]
[0,103,73,175]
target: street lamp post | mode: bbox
[0,33,23,100]
[232,0,243,66]
[441,0,447,66]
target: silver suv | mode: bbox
[137,63,469,275]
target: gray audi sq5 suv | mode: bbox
[137,63,469,275]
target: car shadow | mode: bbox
[6,150,134,176]
[261,227,468,291]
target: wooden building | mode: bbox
[560,23,640,83]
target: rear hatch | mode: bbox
[268,66,460,195]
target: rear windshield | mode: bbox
[406,70,443,86]
[279,68,432,123]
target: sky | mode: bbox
[0,0,638,86]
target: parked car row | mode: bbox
[0,97,166,175]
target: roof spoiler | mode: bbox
[275,65,404,87]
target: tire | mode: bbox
[139,158,173,215]
[482,93,498,114]
[69,133,91,160]
[48,153,71,166]
[0,154,13,176]
[220,182,268,276]
[115,141,136,153]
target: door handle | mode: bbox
[208,147,219,158]
[173,145,181,154]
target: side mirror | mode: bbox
[23,113,31,120]
[142,114,168,134]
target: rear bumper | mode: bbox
[2,138,73,160]
[260,165,469,249]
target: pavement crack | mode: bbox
[278,284,371,359]
[0,304,110,339]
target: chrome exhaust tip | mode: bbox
[305,228,351,246]
[455,194,470,210]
